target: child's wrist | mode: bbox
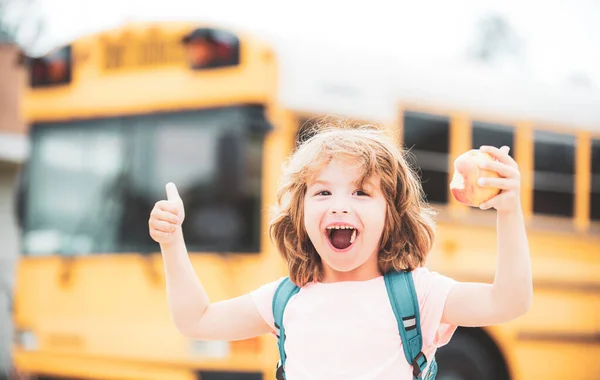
[496,204,523,218]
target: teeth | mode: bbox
[350,229,356,244]
[326,226,355,230]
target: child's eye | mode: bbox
[353,190,369,196]
[315,190,331,196]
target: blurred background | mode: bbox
[0,1,599,379]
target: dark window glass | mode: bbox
[22,106,268,255]
[403,111,450,204]
[472,121,515,157]
[533,130,575,217]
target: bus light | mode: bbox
[181,28,240,70]
[29,46,72,88]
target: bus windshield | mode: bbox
[21,106,269,256]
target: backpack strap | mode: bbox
[384,270,435,380]
[272,277,300,380]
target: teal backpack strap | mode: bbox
[384,270,437,380]
[272,277,300,380]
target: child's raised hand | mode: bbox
[149,182,186,245]
[476,145,522,213]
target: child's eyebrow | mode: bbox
[307,178,375,189]
[307,179,330,188]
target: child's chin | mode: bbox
[322,255,360,273]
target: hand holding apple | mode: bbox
[449,146,521,213]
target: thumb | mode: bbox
[165,182,181,202]
[501,146,510,154]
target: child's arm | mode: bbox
[441,146,533,327]
[150,183,272,340]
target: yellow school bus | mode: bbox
[12,20,600,380]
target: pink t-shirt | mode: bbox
[250,267,457,380]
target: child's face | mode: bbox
[304,158,387,281]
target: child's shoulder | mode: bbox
[249,276,288,330]
[410,266,456,286]
[251,276,287,299]
[408,266,457,311]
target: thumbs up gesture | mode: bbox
[149,182,186,245]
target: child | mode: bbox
[148,119,533,379]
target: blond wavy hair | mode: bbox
[268,117,436,286]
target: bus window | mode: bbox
[591,138,600,221]
[125,107,266,253]
[471,121,514,157]
[137,106,266,253]
[21,106,267,255]
[533,130,575,217]
[23,120,127,255]
[403,111,450,204]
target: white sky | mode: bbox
[12,0,600,87]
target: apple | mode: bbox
[449,149,501,207]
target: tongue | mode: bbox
[329,229,354,250]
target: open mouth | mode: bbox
[326,225,358,251]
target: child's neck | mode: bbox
[320,262,382,283]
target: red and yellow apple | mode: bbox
[449,149,501,207]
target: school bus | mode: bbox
[12,20,600,380]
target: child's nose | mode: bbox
[328,207,352,215]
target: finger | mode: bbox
[478,160,520,179]
[477,177,519,190]
[166,182,181,202]
[150,219,177,233]
[151,209,179,224]
[156,200,179,215]
[479,145,517,168]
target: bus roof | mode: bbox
[37,15,600,132]
[273,39,600,131]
